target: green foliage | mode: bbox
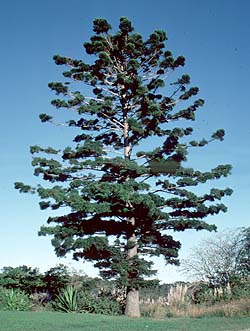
[52,285,122,315]
[231,279,250,300]
[43,264,70,299]
[39,113,53,123]
[0,264,71,300]
[0,286,6,309]
[53,286,78,313]
[93,18,112,34]
[0,266,45,294]
[4,289,33,311]
[187,277,250,307]
[76,290,122,315]
[192,283,226,305]
[14,182,34,194]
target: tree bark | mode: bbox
[125,223,140,317]
[123,109,141,317]
[124,287,140,317]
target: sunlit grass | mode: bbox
[0,311,250,331]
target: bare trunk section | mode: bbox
[124,287,140,317]
[123,120,130,160]
[125,225,141,317]
[123,113,141,317]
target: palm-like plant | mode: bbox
[5,289,33,311]
[54,286,78,313]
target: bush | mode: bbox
[76,289,122,315]
[0,286,6,309]
[43,264,70,299]
[231,278,250,299]
[4,289,33,311]
[92,290,122,315]
[0,266,45,295]
[53,286,78,313]
[52,286,122,315]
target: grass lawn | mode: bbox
[0,311,249,331]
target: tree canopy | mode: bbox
[15,17,232,316]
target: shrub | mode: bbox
[29,291,53,312]
[4,289,33,311]
[93,290,122,315]
[0,286,6,309]
[77,289,122,315]
[43,264,70,299]
[52,286,123,315]
[231,279,250,299]
[0,266,45,295]
[53,286,78,313]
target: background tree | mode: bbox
[236,227,250,278]
[181,227,250,287]
[15,17,232,317]
[43,264,70,299]
[0,266,45,294]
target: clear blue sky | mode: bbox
[1,0,249,283]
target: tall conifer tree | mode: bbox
[15,17,232,317]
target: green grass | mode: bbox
[0,311,249,331]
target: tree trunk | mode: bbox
[124,226,141,317]
[124,287,140,317]
[123,104,140,317]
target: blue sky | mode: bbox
[0,0,249,283]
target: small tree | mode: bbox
[181,228,250,287]
[15,17,232,317]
